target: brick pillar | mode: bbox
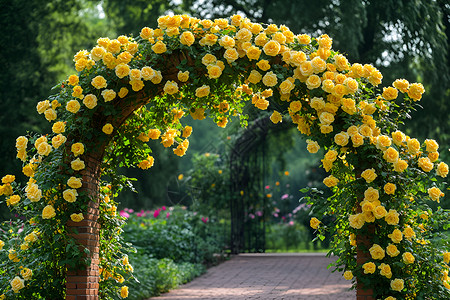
[356,228,375,300]
[66,153,102,300]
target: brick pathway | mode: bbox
[148,253,355,300]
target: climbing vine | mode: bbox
[0,14,448,299]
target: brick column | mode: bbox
[66,153,102,300]
[356,228,375,300]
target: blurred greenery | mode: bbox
[1,0,448,220]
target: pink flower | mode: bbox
[201,217,208,223]
[166,212,170,218]
[281,194,289,200]
[249,213,255,219]
[119,210,130,218]
[162,206,166,211]
[288,221,294,226]
[273,213,279,217]
[256,211,263,217]
[153,209,160,218]
[128,208,134,213]
[265,185,270,189]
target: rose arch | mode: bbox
[1,14,449,300]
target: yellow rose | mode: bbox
[344,78,359,94]
[424,139,439,152]
[324,150,338,163]
[141,66,155,81]
[323,175,339,187]
[71,143,85,157]
[386,243,400,257]
[20,268,33,281]
[66,100,81,114]
[102,52,117,69]
[262,71,278,87]
[180,31,195,46]
[407,83,425,101]
[42,205,56,219]
[418,157,434,172]
[130,79,144,91]
[51,121,65,134]
[369,244,385,260]
[91,75,107,89]
[63,189,78,203]
[318,112,334,125]
[334,54,349,71]
[195,85,210,98]
[443,252,450,264]
[236,28,252,42]
[163,81,179,95]
[246,70,262,84]
[70,213,84,222]
[343,270,353,280]
[83,94,98,109]
[393,79,409,93]
[393,159,408,172]
[428,187,444,202]
[219,35,235,49]
[382,87,398,100]
[270,111,282,124]
[407,138,420,154]
[306,74,321,90]
[71,158,85,171]
[362,262,376,274]
[44,108,57,122]
[428,151,439,162]
[349,213,365,229]
[390,279,404,292]
[385,209,399,225]
[148,129,161,140]
[52,134,67,149]
[140,27,153,39]
[363,187,378,202]
[310,217,320,229]
[68,74,79,86]
[152,41,167,54]
[297,34,311,44]
[7,195,20,206]
[0,240,4,250]
[25,183,42,202]
[246,46,261,61]
[138,156,154,170]
[361,168,377,183]
[115,63,131,79]
[372,205,387,219]
[263,40,281,56]
[16,136,28,151]
[437,162,448,178]
[10,276,25,293]
[177,70,189,82]
[36,100,50,114]
[306,139,320,154]
[37,142,52,156]
[351,133,364,147]
[383,183,396,195]
[309,97,324,111]
[254,97,269,110]
[182,126,192,138]
[72,85,83,99]
[254,32,268,46]
[223,48,239,63]
[129,68,141,81]
[279,79,295,94]
[67,177,82,189]
[388,229,403,243]
[334,132,349,147]
[102,123,114,135]
[300,61,314,77]
[120,286,129,298]
[378,263,392,279]
[202,53,217,66]
[254,60,270,72]
[290,51,307,67]
[383,147,399,163]
[403,226,416,240]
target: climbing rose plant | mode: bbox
[0,13,449,299]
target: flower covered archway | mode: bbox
[1,14,449,300]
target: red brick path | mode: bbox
[149,253,355,300]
